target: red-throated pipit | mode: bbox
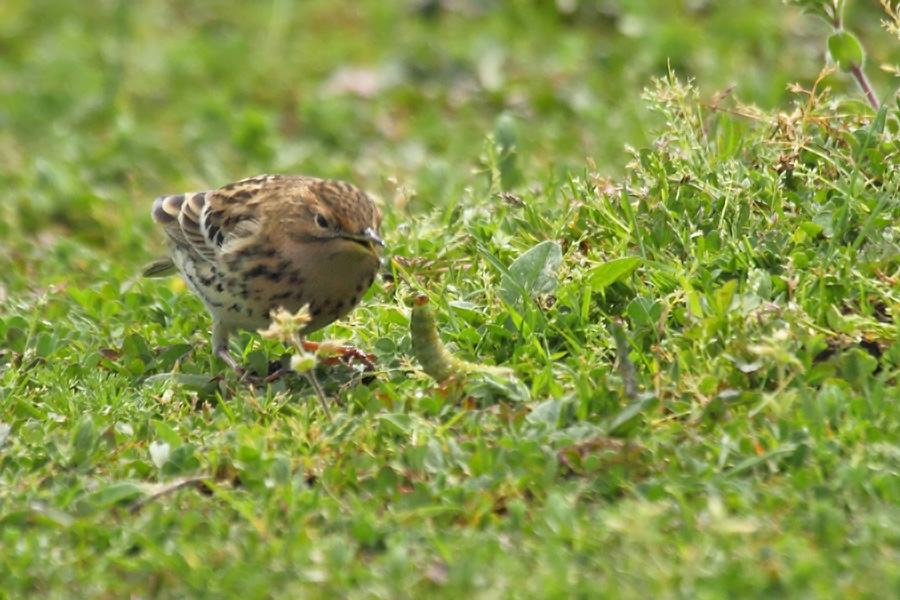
[146,174,384,385]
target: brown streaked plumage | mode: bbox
[147,174,384,372]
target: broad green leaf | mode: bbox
[152,421,183,448]
[423,439,446,474]
[798,221,823,238]
[72,421,94,451]
[150,343,193,371]
[86,482,144,510]
[711,280,738,316]
[122,332,152,364]
[686,289,703,317]
[526,398,561,427]
[828,31,864,71]
[587,257,642,290]
[607,395,658,435]
[377,413,414,435]
[499,240,563,305]
[626,297,662,327]
[812,210,834,238]
[6,326,26,353]
[143,373,217,389]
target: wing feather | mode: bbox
[150,175,282,265]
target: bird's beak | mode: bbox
[346,227,385,255]
[363,227,385,248]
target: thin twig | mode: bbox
[128,475,210,514]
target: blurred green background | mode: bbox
[1,0,897,274]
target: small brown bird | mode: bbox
[146,174,384,375]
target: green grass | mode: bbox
[4,0,900,598]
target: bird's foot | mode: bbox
[216,347,286,383]
[216,345,330,419]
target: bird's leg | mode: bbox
[300,340,376,371]
[215,344,244,374]
[216,341,323,420]
[212,326,269,380]
[212,326,245,374]
[216,344,287,382]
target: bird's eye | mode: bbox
[315,214,329,229]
